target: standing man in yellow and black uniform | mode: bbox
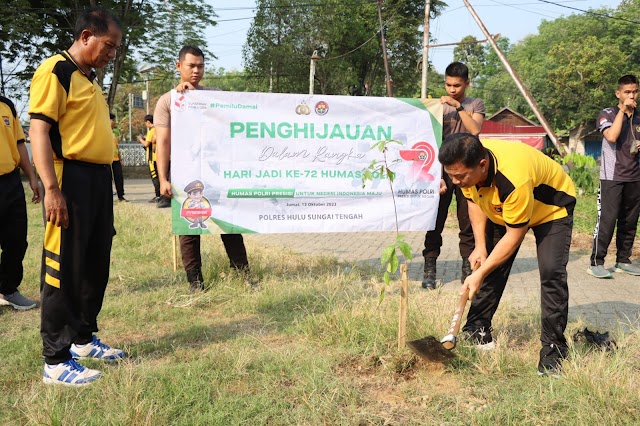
[30,7,126,387]
[0,96,40,311]
[439,134,576,376]
[110,113,127,202]
[137,115,161,204]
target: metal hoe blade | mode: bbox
[406,336,455,363]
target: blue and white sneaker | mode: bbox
[70,336,126,360]
[43,359,101,386]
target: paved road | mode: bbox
[122,179,640,330]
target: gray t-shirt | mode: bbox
[442,97,485,137]
[597,106,640,182]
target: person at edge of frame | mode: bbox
[587,74,640,279]
[0,95,41,311]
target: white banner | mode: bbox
[170,91,443,235]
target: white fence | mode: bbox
[25,142,147,167]
[119,143,147,167]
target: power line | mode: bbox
[535,0,640,24]
[486,0,557,19]
[319,33,378,61]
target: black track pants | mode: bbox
[149,160,161,198]
[40,161,114,365]
[463,216,572,350]
[0,168,28,295]
[590,180,640,266]
[111,160,125,199]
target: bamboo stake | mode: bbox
[172,235,177,272]
[398,263,409,350]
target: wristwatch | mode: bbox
[456,104,465,112]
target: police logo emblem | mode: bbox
[315,101,329,116]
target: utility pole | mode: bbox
[377,0,393,97]
[138,64,155,115]
[309,50,320,95]
[0,53,5,96]
[128,93,133,142]
[144,78,150,114]
[461,0,562,152]
[421,0,431,99]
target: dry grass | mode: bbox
[1,189,639,425]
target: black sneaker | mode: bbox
[461,257,472,283]
[537,344,566,378]
[186,268,205,293]
[148,196,161,203]
[189,280,205,293]
[157,197,171,208]
[462,327,496,350]
[421,257,437,290]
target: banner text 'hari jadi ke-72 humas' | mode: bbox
[169,91,443,235]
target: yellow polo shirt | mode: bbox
[462,139,576,228]
[0,96,26,175]
[29,51,112,164]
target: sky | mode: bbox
[208,0,617,74]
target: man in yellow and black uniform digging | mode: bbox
[439,134,575,377]
[30,7,126,387]
[0,96,41,310]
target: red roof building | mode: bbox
[479,107,547,150]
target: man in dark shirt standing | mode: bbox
[422,62,485,289]
[588,74,640,279]
[154,46,253,293]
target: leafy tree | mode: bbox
[452,35,486,83]
[605,0,640,72]
[450,35,514,114]
[243,0,446,97]
[202,67,265,92]
[0,0,216,109]
[138,0,217,80]
[476,5,631,134]
[546,36,625,141]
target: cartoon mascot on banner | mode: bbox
[180,180,212,229]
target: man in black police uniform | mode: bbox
[0,96,40,311]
